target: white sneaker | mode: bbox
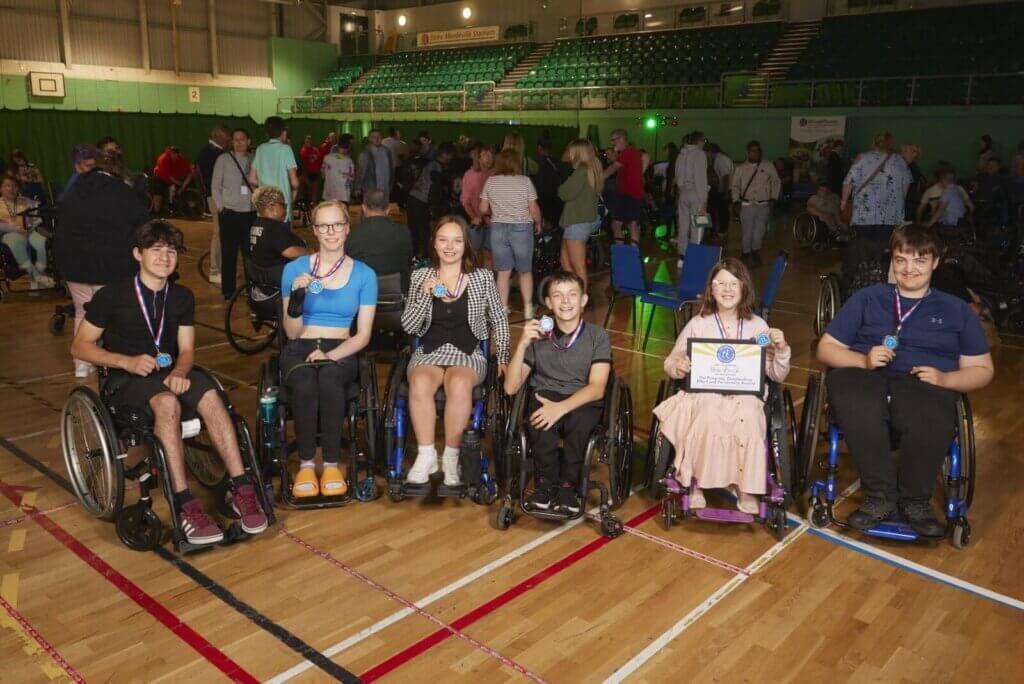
[442,450,461,487]
[689,487,706,509]
[209,274,222,285]
[406,449,438,484]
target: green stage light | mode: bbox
[644,116,658,130]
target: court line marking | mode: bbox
[0,594,86,683]
[0,435,360,684]
[0,476,259,684]
[806,527,1024,612]
[357,503,664,682]
[601,480,861,683]
[282,528,548,684]
[0,502,78,529]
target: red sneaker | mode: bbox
[179,500,224,545]
[231,484,269,534]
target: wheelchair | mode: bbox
[495,375,633,538]
[60,367,275,553]
[224,259,281,354]
[0,204,66,302]
[792,211,854,253]
[380,340,507,504]
[797,372,976,548]
[644,378,799,541]
[255,330,380,509]
[814,243,889,338]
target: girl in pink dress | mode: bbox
[653,258,791,514]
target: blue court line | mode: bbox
[804,525,1024,612]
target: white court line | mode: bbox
[8,427,60,442]
[264,511,596,684]
[602,480,861,683]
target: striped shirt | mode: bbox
[480,175,537,224]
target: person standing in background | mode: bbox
[710,143,735,241]
[675,130,710,260]
[63,144,98,197]
[299,134,325,205]
[977,135,995,171]
[196,126,230,286]
[603,128,644,245]
[383,127,407,171]
[211,128,255,300]
[356,129,393,204]
[460,144,495,265]
[731,140,781,267]
[249,116,301,224]
[322,135,355,204]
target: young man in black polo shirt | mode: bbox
[505,271,612,512]
[72,221,268,545]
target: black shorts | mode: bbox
[306,171,321,184]
[611,194,643,223]
[102,367,220,417]
[151,176,174,200]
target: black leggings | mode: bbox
[406,196,432,258]
[281,339,358,463]
[826,368,960,503]
[219,209,255,300]
[527,390,603,487]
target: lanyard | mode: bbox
[549,320,585,351]
[133,275,168,354]
[2,198,15,219]
[713,313,743,340]
[434,269,465,298]
[312,253,346,281]
[893,287,928,338]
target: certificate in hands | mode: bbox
[685,338,765,396]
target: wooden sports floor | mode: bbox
[1,207,1021,683]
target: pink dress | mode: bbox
[652,314,791,495]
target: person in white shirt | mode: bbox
[674,130,710,259]
[730,140,781,267]
[321,136,355,204]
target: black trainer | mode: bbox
[555,482,581,514]
[846,495,897,531]
[899,500,946,539]
[526,479,558,510]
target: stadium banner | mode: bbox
[788,115,847,185]
[417,26,501,48]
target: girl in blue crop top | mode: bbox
[280,201,377,500]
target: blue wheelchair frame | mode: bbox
[801,372,975,548]
[384,339,503,504]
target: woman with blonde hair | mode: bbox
[557,139,602,291]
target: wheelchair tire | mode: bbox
[661,497,675,531]
[767,385,795,505]
[644,380,670,492]
[496,498,514,530]
[943,396,976,509]
[225,287,278,355]
[814,274,840,338]
[197,251,211,281]
[586,238,607,272]
[600,513,624,539]
[792,213,818,250]
[115,503,163,551]
[606,379,634,510]
[951,519,971,549]
[49,313,66,336]
[179,187,206,221]
[61,386,125,521]
[770,506,787,542]
[380,352,411,482]
[500,388,529,497]
[185,431,227,489]
[358,356,380,471]
[795,372,825,497]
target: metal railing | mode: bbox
[559,0,789,38]
[278,72,1022,115]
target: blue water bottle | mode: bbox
[259,386,279,428]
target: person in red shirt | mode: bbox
[299,134,325,203]
[602,129,644,243]
[151,146,193,215]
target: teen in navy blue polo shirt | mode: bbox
[817,224,993,537]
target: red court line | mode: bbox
[360,503,662,682]
[0,480,258,684]
[0,594,86,682]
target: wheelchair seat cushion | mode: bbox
[102,367,219,427]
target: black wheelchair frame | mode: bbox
[495,375,633,538]
[60,367,275,554]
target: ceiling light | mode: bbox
[398,14,407,27]
[462,7,472,20]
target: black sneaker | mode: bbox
[526,479,558,510]
[555,482,581,514]
[899,500,946,538]
[846,495,897,531]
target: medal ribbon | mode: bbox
[435,269,465,298]
[133,274,168,355]
[713,313,743,340]
[549,320,585,351]
[892,287,927,339]
[311,252,346,281]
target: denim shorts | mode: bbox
[490,222,534,272]
[562,218,599,241]
[469,223,490,252]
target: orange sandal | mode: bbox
[320,465,348,497]
[291,467,319,498]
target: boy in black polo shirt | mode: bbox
[72,221,268,546]
[505,271,612,512]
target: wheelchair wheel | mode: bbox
[185,431,227,488]
[943,396,976,509]
[814,273,840,337]
[197,251,211,281]
[224,286,278,354]
[61,387,124,520]
[644,379,671,491]
[767,385,795,505]
[380,353,411,487]
[49,313,66,336]
[358,356,380,470]
[606,379,633,509]
[586,239,607,272]
[500,387,529,495]
[115,503,164,551]
[792,213,818,250]
[496,497,514,530]
[795,372,825,497]
[178,187,206,220]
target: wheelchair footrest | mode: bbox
[436,483,469,499]
[400,481,434,498]
[281,491,355,509]
[863,520,920,542]
[694,507,757,524]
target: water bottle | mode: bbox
[259,386,279,426]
